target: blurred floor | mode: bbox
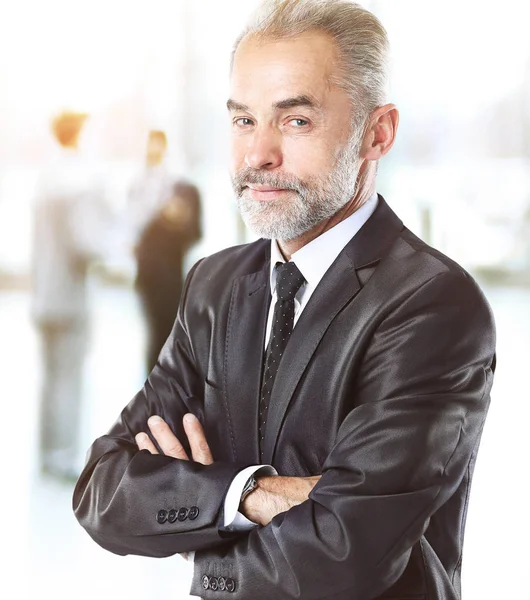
[0,282,528,600]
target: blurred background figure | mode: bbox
[134,179,202,374]
[31,109,110,481]
[127,130,174,243]
[124,129,203,373]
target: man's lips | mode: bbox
[245,185,291,201]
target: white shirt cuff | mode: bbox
[223,465,277,530]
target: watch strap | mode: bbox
[240,473,258,504]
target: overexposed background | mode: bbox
[1,1,529,598]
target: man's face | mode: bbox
[229,31,363,241]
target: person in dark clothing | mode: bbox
[134,180,202,373]
[73,3,495,598]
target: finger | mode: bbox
[183,413,213,465]
[135,432,158,454]
[148,415,189,460]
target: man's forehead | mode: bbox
[230,41,338,111]
[231,31,338,81]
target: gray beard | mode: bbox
[232,133,363,241]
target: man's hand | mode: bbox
[135,413,213,561]
[135,413,213,465]
[241,475,321,526]
[135,414,320,528]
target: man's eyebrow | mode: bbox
[227,99,249,112]
[226,95,321,113]
[273,95,321,111]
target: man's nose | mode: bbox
[245,128,282,170]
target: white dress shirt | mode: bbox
[222,193,379,532]
[265,193,379,345]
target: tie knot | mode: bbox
[275,261,305,301]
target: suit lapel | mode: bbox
[224,262,270,464]
[262,196,404,464]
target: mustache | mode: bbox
[232,167,306,196]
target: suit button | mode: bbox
[209,577,219,591]
[226,578,236,593]
[217,576,226,591]
[201,575,210,590]
[188,506,199,520]
[156,509,168,524]
[177,507,189,521]
[167,509,178,523]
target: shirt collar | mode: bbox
[269,193,378,293]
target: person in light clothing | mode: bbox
[33,110,110,480]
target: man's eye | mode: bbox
[234,118,254,127]
[290,118,309,127]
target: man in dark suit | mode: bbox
[135,180,202,374]
[73,1,495,599]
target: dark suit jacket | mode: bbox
[134,186,202,372]
[73,197,496,600]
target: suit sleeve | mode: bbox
[72,260,248,558]
[191,269,496,599]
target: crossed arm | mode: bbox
[135,413,320,529]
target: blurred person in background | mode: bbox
[126,129,174,245]
[32,109,110,481]
[134,179,202,373]
[73,1,496,598]
[125,129,178,371]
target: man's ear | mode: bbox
[360,103,399,161]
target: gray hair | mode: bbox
[232,0,390,126]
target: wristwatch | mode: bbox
[240,473,259,504]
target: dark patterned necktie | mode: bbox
[259,261,305,458]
